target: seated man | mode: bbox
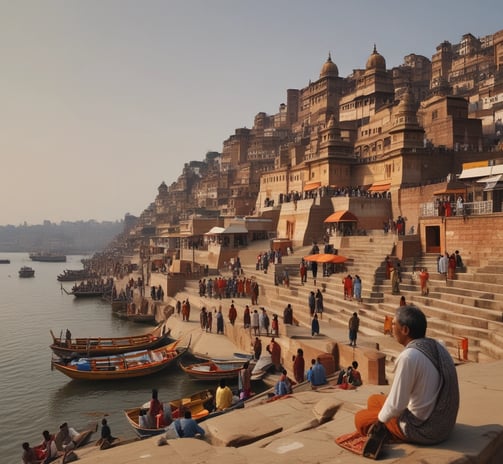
[215,378,233,411]
[355,305,459,459]
[178,410,205,438]
[40,430,58,463]
[310,357,327,387]
[273,369,293,397]
[21,442,41,464]
[335,361,362,389]
[97,418,116,450]
[56,422,80,462]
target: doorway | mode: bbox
[286,220,295,240]
[425,225,440,254]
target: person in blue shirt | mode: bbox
[306,358,316,383]
[273,369,293,397]
[177,410,205,438]
[310,357,327,387]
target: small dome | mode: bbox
[320,53,339,78]
[366,44,386,71]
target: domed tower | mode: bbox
[366,44,386,72]
[353,44,394,115]
[319,52,339,79]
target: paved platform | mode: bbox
[65,358,503,464]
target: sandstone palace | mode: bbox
[120,29,503,270]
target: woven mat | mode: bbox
[335,431,367,455]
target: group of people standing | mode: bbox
[438,250,464,281]
[342,274,362,302]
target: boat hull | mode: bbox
[179,360,245,381]
[30,253,67,262]
[49,323,171,359]
[124,389,214,439]
[52,339,187,381]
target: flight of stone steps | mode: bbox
[169,232,503,377]
[237,233,503,364]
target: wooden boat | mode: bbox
[126,313,157,325]
[61,279,113,298]
[57,269,94,281]
[19,266,35,278]
[71,290,105,298]
[180,356,269,382]
[109,299,128,312]
[51,338,188,381]
[29,252,67,262]
[49,322,171,359]
[124,389,214,439]
[179,360,247,381]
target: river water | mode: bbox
[0,253,222,463]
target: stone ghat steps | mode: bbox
[367,285,503,363]
[415,292,503,323]
[367,302,481,363]
[174,233,503,372]
[391,272,503,320]
[246,266,405,368]
[382,267,503,312]
[477,263,503,273]
[457,271,503,286]
[244,250,503,363]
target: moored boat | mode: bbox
[62,279,114,298]
[29,252,67,262]
[179,360,248,381]
[51,338,189,381]
[57,269,95,281]
[49,322,171,359]
[71,290,106,298]
[125,313,157,325]
[124,389,214,439]
[19,266,35,278]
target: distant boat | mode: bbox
[0,259,10,264]
[19,266,35,278]
[30,252,67,262]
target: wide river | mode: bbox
[0,252,229,463]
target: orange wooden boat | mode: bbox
[51,338,189,381]
[124,389,214,438]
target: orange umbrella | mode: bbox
[303,254,348,263]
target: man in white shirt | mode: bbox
[355,305,459,459]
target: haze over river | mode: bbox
[0,253,222,463]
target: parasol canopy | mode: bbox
[303,254,348,264]
[324,210,358,223]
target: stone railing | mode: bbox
[420,200,493,217]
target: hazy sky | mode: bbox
[1,1,501,225]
